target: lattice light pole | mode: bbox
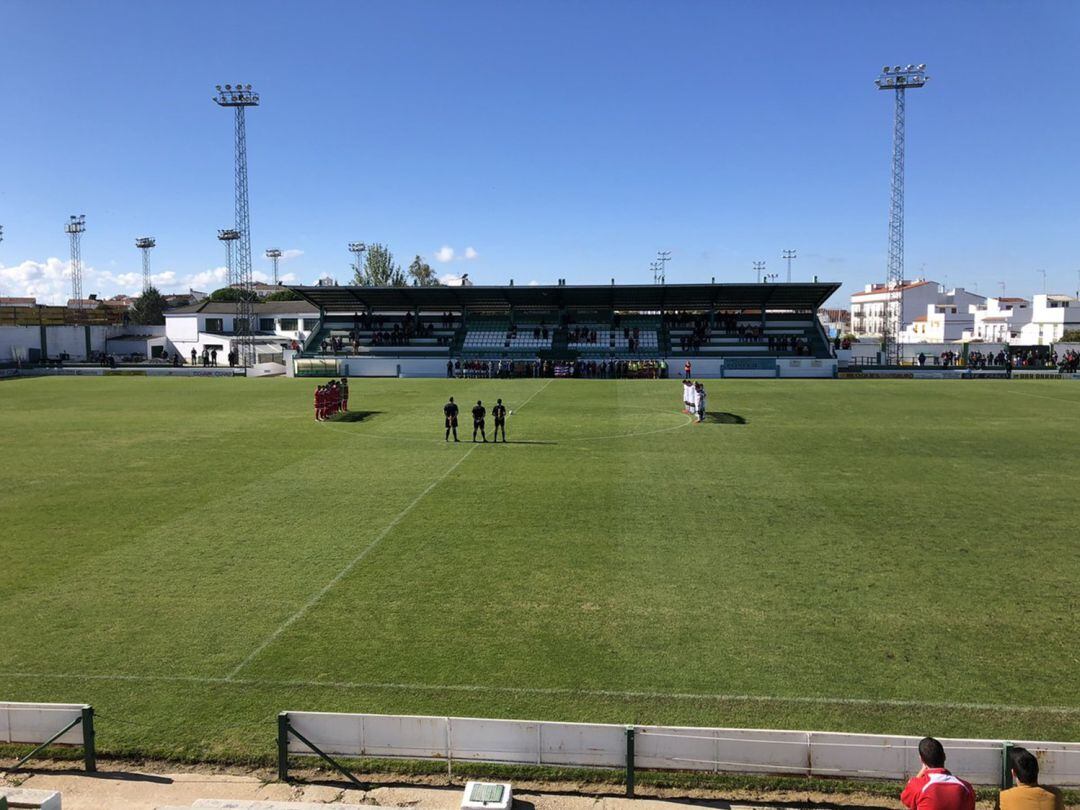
[218,229,240,288]
[213,83,260,366]
[65,215,87,302]
[348,242,367,281]
[135,237,156,293]
[782,249,797,283]
[876,63,928,364]
[265,248,282,285]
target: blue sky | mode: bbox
[2,0,1080,305]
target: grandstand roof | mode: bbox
[167,300,318,315]
[289,282,840,312]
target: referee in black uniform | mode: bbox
[444,396,460,442]
[492,398,507,442]
[471,399,487,443]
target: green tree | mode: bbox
[263,289,303,302]
[354,243,405,286]
[408,255,440,287]
[129,286,168,325]
[208,286,257,302]
[1060,329,1080,342]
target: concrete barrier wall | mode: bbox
[283,712,1080,786]
[0,701,86,745]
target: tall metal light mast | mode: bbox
[782,249,797,283]
[65,215,87,303]
[348,242,367,281]
[218,229,240,288]
[753,261,766,283]
[655,250,671,284]
[135,237,156,293]
[265,248,282,285]
[876,63,928,364]
[213,83,260,366]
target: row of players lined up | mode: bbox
[443,397,508,442]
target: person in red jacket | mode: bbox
[901,737,975,810]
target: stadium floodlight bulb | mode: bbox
[135,237,156,249]
[265,248,282,258]
[217,228,240,241]
[348,241,366,252]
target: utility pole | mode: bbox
[265,248,282,285]
[876,63,929,364]
[213,82,260,366]
[649,261,661,284]
[655,250,671,284]
[781,249,796,283]
[135,237,156,293]
[753,261,766,283]
[65,215,87,302]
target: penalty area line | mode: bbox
[1,671,1078,716]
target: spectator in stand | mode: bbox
[999,746,1064,810]
[900,737,974,810]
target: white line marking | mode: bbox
[2,671,1077,715]
[226,445,477,679]
[227,378,553,680]
[997,387,1080,406]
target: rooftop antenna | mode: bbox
[655,250,671,284]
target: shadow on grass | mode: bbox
[705,412,747,425]
[328,410,383,423]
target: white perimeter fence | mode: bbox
[279,712,1080,793]
[0,701,96,771]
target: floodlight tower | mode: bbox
[876,63,928,364]
[218,229,240,288]
[782,249,797,283]
[656,250,671,284]
[65,215,87,302]
[135,237,156,293]
[348,242,367,280]
[265,248,283,285]
[753,261,766,283]
[213,82,260,365]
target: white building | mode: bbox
[900,300,977,343]
[962,297,1032,343]
[164,300,318,360]
[850,280,985,339]
[1017,294,1080,345]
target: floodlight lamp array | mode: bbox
[876,64,928,90]
[135,237,156,249]
[213,83,260,107]
[217,228,240,241]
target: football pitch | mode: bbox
[1,376,1078,763]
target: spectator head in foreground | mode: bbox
[1000,747,1063,810]
[919,736,947,769]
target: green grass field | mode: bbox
[1,376,1078,764]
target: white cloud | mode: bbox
[181,266,229,291]
[528,279,539,286]
[281,249,303,262]
[464,246,478,260]
[434,245,455,263]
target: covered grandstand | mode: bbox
[287,281,841,378]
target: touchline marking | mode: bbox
[226,378,553,681]
[2,671,1077,716]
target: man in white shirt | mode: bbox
[683,379,694,413]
